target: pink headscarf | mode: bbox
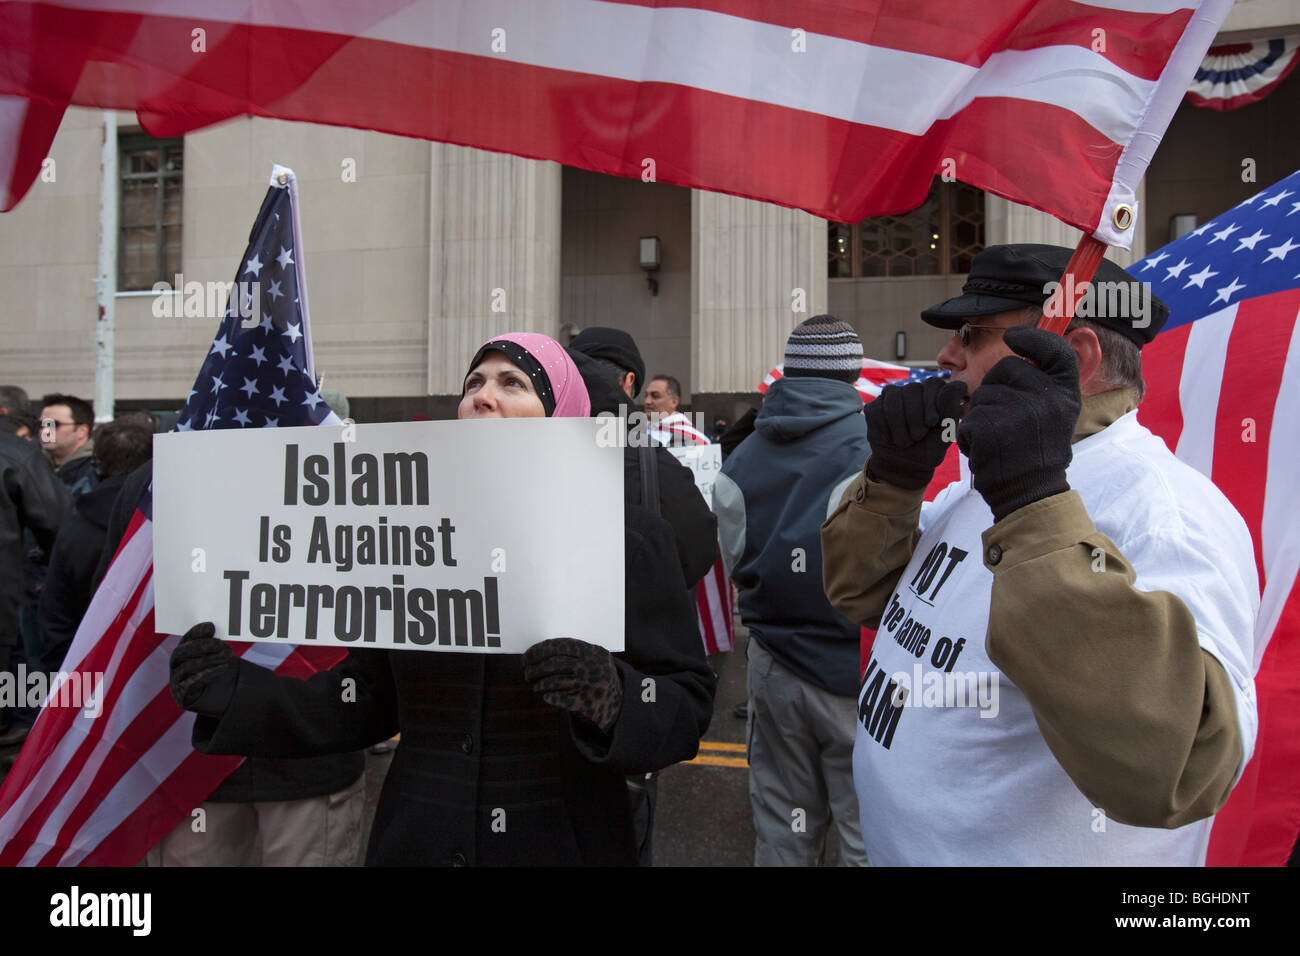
[465,332,591,418]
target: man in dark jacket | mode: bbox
[713,315,870,866]
[0,432,70,744]
[567,328,716,588]
[38,416,154,670]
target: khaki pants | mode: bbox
[146,774,366,867]
[747,639,868,867]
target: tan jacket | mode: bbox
[820,389,1242,829]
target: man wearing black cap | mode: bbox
[821,244,1257,866]
[715,315,870,866]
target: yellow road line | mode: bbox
[685,754,749,768]
[698,740,746,752]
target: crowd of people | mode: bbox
[0,243,1266,866]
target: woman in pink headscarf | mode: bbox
[170,332,714,866]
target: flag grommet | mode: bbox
[1112,204,1134,231]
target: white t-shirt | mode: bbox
[852,411,1258,866]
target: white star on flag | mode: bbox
[283,322,303,344]
[267,279,284,301]
[1165,258,1192,280]
[1184,265,1219,289]
[1260,190,1294,209]
[1212,276,1246,305]
[239,377,259,398]
[1209,224,1241,244]
[1234,229,1270,252]
[249,345,267,366]
[243,254,263,277]
[276,245,294,270]
[1264,238,1300,263]
[210,335,232,358]
[269,386,288,407]
[232,408,252,426]
[302,390,323,411]
[1140,252,1169,271]
[277,354,296,375]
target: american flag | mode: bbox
[0,0,1231,249]
[760,357,947,404]
[1131,170,1300,867]
[0,166,345,865]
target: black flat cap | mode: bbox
[921,244,1169,346]
[568,327,646,396]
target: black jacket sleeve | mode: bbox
[92,460,153,592]
[568,504,716,773]
[5,442,70,556]
[191,647,399,757]
[37,514,99,670]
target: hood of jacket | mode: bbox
[754,376,863,443]
[73,471,128,531]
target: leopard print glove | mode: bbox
[521,638,623,735]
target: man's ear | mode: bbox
[1065,325,1104,395]
[621,371,637,399]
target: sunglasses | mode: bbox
[957,323,1010,348]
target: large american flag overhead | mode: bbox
[1133,169,1300,867]
[0,0,1233,247]
[0,167,344,866]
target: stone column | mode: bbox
[426,145,562,394]
[691,192,828,393]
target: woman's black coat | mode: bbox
[191,503,716,865]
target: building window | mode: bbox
[828,179,984,278]
[119,134,183,291]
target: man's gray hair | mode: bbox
[1020,306,1145,403]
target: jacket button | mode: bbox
[461,734,473,754]
[451,852,467,867]
[854,483,866,503]
[986,543,1003,565]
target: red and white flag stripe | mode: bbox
[1137,289,1300,866]
[0,508,339,866]
[0,0,1232,243]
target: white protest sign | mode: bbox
[153,418,624,653]
[665,443,722,508]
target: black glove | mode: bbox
[169,622,239,717]
[521,638,623,735]
[864,377,967,490]
[956,326,1082,522]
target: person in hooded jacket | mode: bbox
[712,315,870,866]
[38,415,154,670]
[168,332,715,866]
[566,329,716,589]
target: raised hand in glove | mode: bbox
[521,638,623,735]
[864,376,967,490]
[956,325,1082,522]
[169,622,238,716]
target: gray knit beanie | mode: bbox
[783,315,862,383]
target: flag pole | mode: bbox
[1037,234,1109,336]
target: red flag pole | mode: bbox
[1038,234,1109,335]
